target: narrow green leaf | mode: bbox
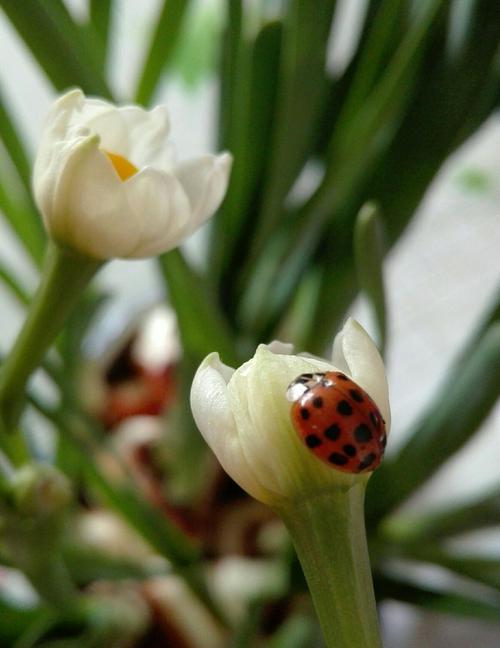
[0,601,58,646]
[59,291,108,387]
[218,0,242,149]
[299,2,500,354]
[245,0,337,265]
[0,87,32,194]
[0,259,30,305]
[397,544,500,592]
[238,1,445,347]
[300,0,445,243]
[354,202,386,353]
[446,0,479,60]
[88,0,113,71]
[382,482,500,541]
[63,545,169,586]
[134,0,190,106]
[211,20,283,285]
[275,265,323,346]
[231,600,264,648]
[169,2,221,89]
[163,355,210,504]
[0,0,111,96]
[339,0,409,125]
[266,615,319,648]
[368,321,500,524]
[363,1,500,244]
[158,249,239,366]
[375,573,500,621]
[0,175,45,266]
[303,246,360,356]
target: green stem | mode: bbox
[0,241,101,433]
[277,483,382,648]
[24,551,78,610]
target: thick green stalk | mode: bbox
[0,241,100,433]
[277,483,382,648]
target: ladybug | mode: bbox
[286,371,386,474]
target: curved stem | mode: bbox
[0,241,100,435]
[277,482,382,648]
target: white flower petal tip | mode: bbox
[190,353,269,503]
[332,318,391,432]
[190,323,389,506]
[52,88,84,113]
[33,89,232,260]
[263,341,295,356]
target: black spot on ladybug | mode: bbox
[358,453,376,471]
[324,424,341,441]
[370,412,380,428]
[354,424,372,443]
[336,373,349,381]
[337,400,353,416]
[343,444,356,457]
[349,389,364,403]
[312,396,323,408]
[300,408,310,420]
[305,434,322,448]
[329,452,348,466]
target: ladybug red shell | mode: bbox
[287,371,386,474]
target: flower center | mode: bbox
[104,151,138,181]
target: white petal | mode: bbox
[83,104,171,168]
[265,340,295,355]
[78,96,118,122]
[174,153,232,227]
[190,353,267,501]
[229,347,343,502]
[49,136,137,259]
[33,89,84,212]
[122,167,191,258]
[43,88,84,141]
[332,318,391,431]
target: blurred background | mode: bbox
[0,1,499,646]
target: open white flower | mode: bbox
[33,89,232,260]
[190,319,390,506]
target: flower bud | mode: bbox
[10,463,72,517]
[190,319,390,506]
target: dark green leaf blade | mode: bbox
[0,174,45,265]
[0,258,30,304]
[0,86,32,193]
[89,0,113,72]
[158,249,239,365]
[383,482,500,542]
[0,0,110,96]
[134,0,190,106]
[375,573,500,622]
[354,202,387,353]
[245,0,337,265]
[211,20,283,285]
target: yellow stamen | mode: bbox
[104,151,138,181]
